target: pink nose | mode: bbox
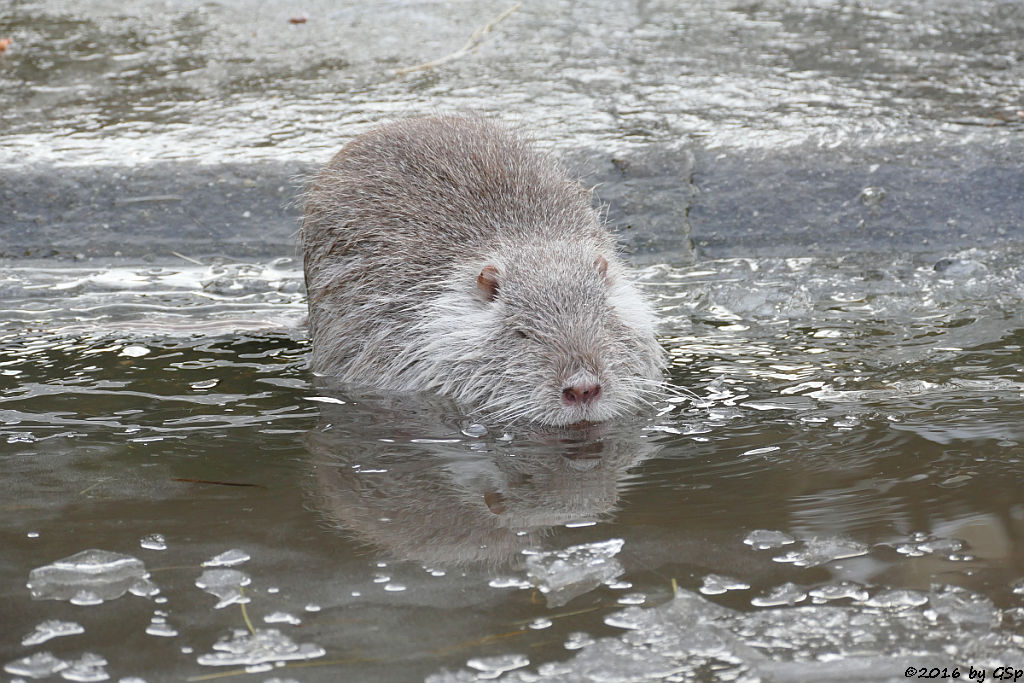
[562,383,602,406]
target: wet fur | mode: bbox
[302,115,664,425]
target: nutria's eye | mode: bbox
[514,329,528,339]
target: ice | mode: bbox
[700,574,751,595]
[195,569,251,609]
[743,529,795,550]
[564,631,595,650]
[263,612,301,626]
[864,589,928,610]
[22,620,85,646]
[488,576,531,589]
[71,590,105,606]
[524,538,625,607]
[28,550,151,604]
[616,592,647,605]
[465,654,529,679]
[528,617,552,630]
[138,534,167,551]
[4,651,68,678]
[128,578,161,597]
[895,534,964,558]
[808,582,869,603]
[751,582,807,607]
[202,549,250,567]
[772,537,868,567]
[196,628,325,667]
[145,615,179,637]
[926,585,999,627]
[429,586,1024,682]
[60,653,109,682]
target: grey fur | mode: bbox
[301,115,664,426]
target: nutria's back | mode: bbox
[302,115,664,426]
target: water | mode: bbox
[2,0,1022,167]
[2,246,1023,681]
[2,0,1024,678]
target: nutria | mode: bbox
[301,115,664,426]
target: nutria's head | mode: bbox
[393,240,665,426]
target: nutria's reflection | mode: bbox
[303,382,659,566]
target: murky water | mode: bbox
[3,0,1024,678]
[3,247,1023,681]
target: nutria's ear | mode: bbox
[594,255,609,280]
[477,265,500,302]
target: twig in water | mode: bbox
[239,586,256,634]
[170,251,205,266]
[395,2,522,75]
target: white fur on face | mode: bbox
[376,243,664,426]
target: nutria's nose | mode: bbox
[562,383,602,406]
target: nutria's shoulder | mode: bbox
[303,115,605,251]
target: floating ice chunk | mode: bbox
[120,345,150,358]
[264,612,301,626]
[28,550,151,604]
[71,590,105,606]
[864,589,928,610]
[528,617,552,630]
[772,537,868,567]
[466,654,529,679]
[743,529,795,550]
[751,582,807,607]
[933,257,987,278]
[4,651,68,678]
[808,581,869,603]
[564,631,595,650]
[429,584,1024,682]
[22,620,85,646]
[196,628,325,667]
[927,585,999,627]
[1013,580,1024,596]
[700,574,751,595]
[139,534,167,551]
[129,577,160,597]
[488,576,531,589]
[195,569,251,609]
[146,615,179,637]
[60,653,109,682]
[617,592,647,605]
[202,549,250,567]
[524,538,624,608]
[895,535,964,558]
